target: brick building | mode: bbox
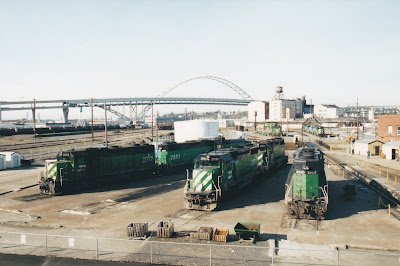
[378,115,400,142]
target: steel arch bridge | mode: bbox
[0,76,253,123]
[136,76,253,121]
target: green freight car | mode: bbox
[285,147,328,219]
[157,138,247,173]
[184,138,287,210]
[39,144,155,195]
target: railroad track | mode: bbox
[278,211,321,234]
[308,141,400,207]
[0,128,159,152]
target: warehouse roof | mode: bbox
[354,139,383,144]
[321,104,340,108]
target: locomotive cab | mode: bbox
[285,147,328,219]
[39,159,73,195]
[184,153,224,211]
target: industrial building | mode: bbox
[378,115,400,142]
[353,139,383,156]
[248,101,269,122]
[314,105,344,119]
[267,86,305,122]
[269,99,302,121]
[382,142,400,160]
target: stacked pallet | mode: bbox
[157,221,174,238]
[126,223,148,239]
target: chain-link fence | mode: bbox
[0,231,399,265]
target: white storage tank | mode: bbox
[0,152,22,169]
[174,120,219,143]
[0,154,6,170]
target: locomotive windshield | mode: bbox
[194,155,221,167]
[199,160,220,167]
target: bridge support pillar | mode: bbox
[63,106,69,124]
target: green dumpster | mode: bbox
[234,222,261,243]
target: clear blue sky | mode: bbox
[1,0,399,120]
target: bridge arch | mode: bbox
[138,76,253,121]
[156,76,253,100]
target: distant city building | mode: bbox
[314,104,344,119]
[269,99,303,121]
[248,101,269,122]
[378,115,400,142]
[301,95,314,116]
[368,108,375,121]
[251,87,311,122]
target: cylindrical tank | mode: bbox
[174,120,219,143]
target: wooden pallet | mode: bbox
[157,221,174,238]
[191,227,213,240]
[212,228,229,242]
[126,223,148,238]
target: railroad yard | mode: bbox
[0,129,400,265]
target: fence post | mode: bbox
[209,244,212,266]
[336,249,339,266]
[150,241,153,263]
[96,238,98,260]
[272,246,274,266]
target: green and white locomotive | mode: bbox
[184,138,287,211]
[258,138,287,172]
[39,138,248,195]
[157,138,246,173]
[39,145,155,195]
[285,147,328,219]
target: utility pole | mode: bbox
[151,101,154,141]
[156,111,159,144]
[33,99,36,140]
[91,98,94,145]
[287,111,289,135]
[104,102,108,146]
[356,97,359,140]
[254,111,257,131]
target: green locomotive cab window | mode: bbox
[200,161,219,167]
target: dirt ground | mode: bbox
[1,131,400,265]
